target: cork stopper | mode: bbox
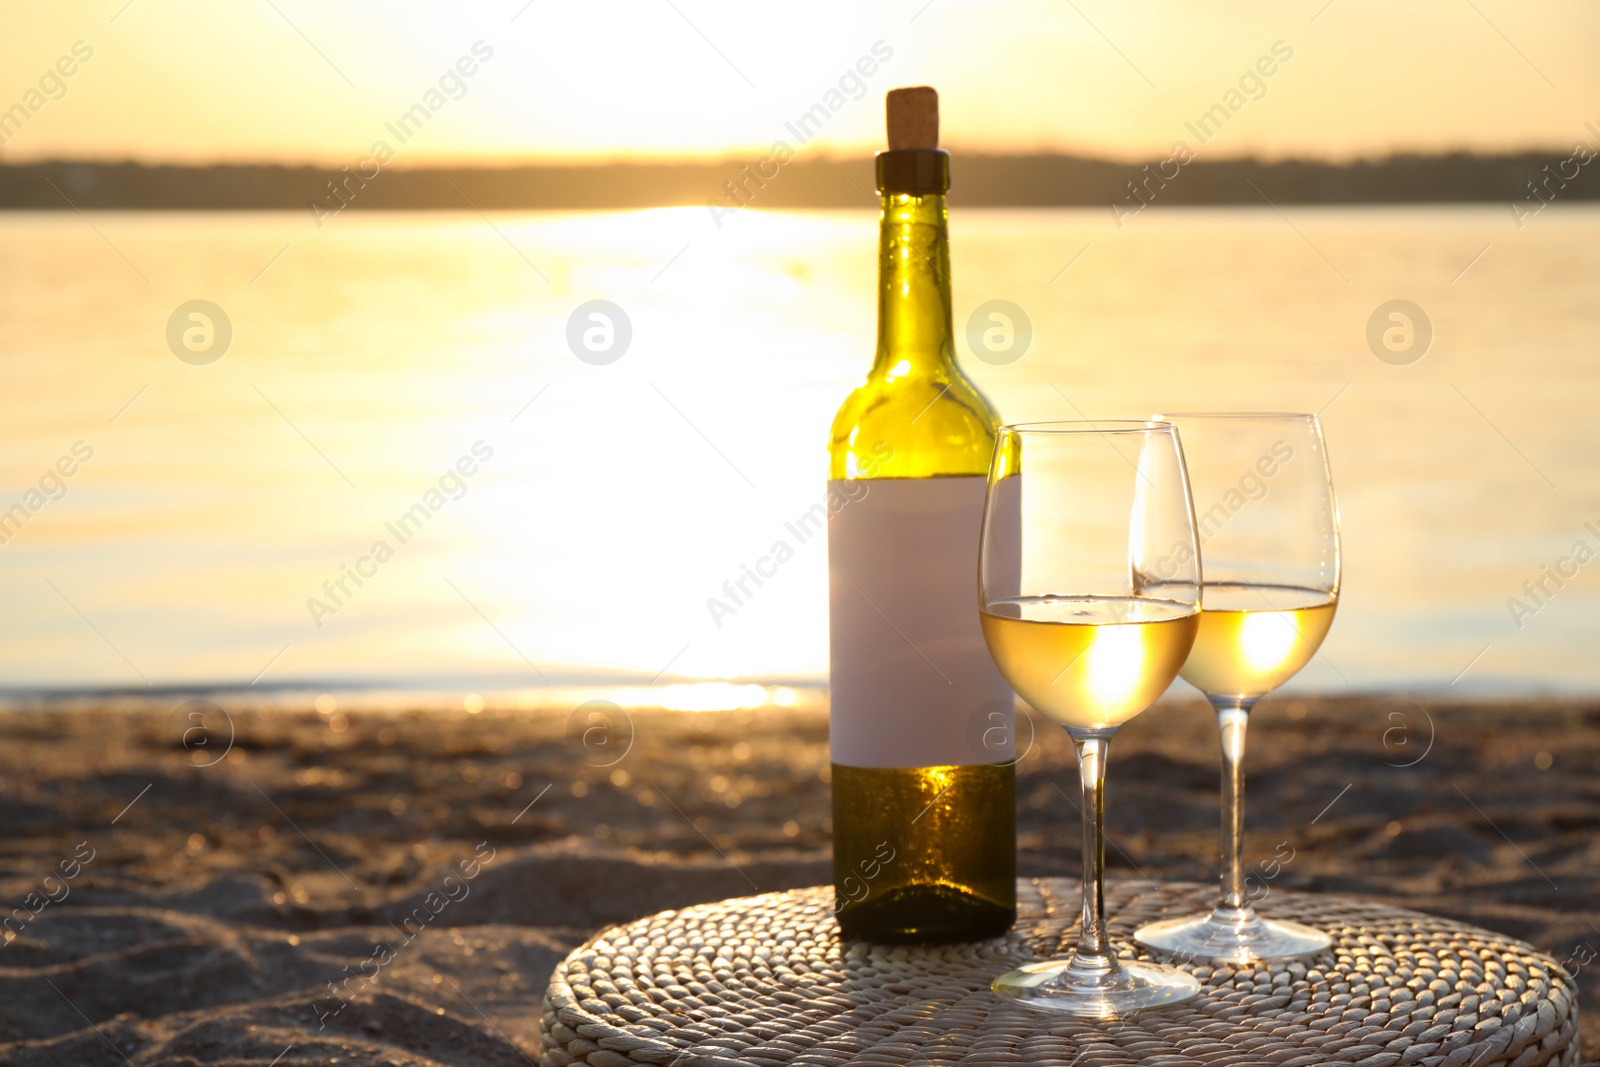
[886,87,938,150]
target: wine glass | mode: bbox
[979,421,1202,1017]
[1134,413,1340,964]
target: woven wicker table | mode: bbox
[538,879,1580,1067]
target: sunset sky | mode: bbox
[1,0,1596,166]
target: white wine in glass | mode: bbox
[1179,583,1337,697]
[980,421,1203,1017]
[1135,413,1340,965]
[979,598,1197,731]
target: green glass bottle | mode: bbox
[827,87,1016,943]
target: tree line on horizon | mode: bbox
[0,151,1595,213]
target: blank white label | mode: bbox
[828,476,1015,769]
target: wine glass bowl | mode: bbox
[978,596,1198,733]
[1134,412,1341,965]
[978,421,1202,1016]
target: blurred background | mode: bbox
[2,0,1598,706]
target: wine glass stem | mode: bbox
[1072,732,1115,969]
[1213,696,1258,911]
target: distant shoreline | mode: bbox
[2,151,1596,213]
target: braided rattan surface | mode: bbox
[538,879,1580,1067]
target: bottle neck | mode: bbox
[871,192,955,381]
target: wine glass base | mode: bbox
[991,957,1200,1018]
[1135,908,1331,965]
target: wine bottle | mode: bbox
[827,86,1016,943]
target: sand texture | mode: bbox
[0,697,1592,1065]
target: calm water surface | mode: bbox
[0,205,1596,700]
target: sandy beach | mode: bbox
[0,696,1591,1065]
